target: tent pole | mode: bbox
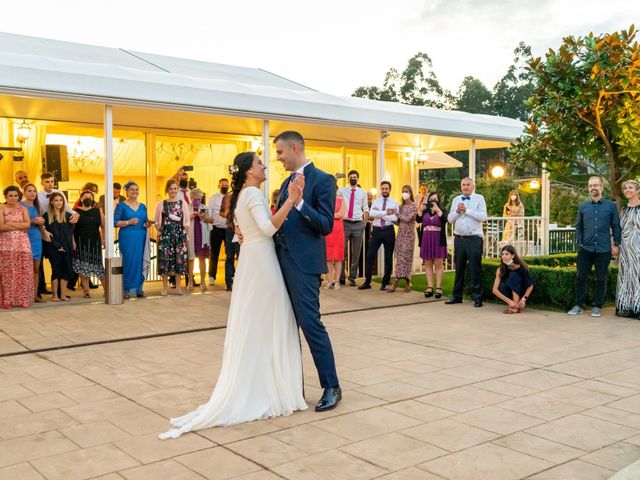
[469,139,476,180]
[542,162,550,255]
[262,120,269,199]
[377,131,388,278]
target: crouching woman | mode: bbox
[492,245,534,314]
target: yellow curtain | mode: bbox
[347,149,375,191]
[22,123,46,188]
[383,151,413,199]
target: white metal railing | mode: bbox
[482,216,544,258]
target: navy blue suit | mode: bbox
[275,163,339,389]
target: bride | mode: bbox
[159,151,308,439]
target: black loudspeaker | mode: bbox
[42,145,69,182]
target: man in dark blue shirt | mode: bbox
[568,176,621,317]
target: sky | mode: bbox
[1,0,638,96]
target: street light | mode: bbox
[529,179,541,189]
[491,165,505,178]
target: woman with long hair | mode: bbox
[43,192,74,302]
[0,186,34,308]
[616,179,640,318]
[154,179,190,296]
[73,190,105,298]
[503,190,525,241]
[188,188,212,292]
[160,151,307,439]
[492,245,534,314]
[114,181,150,299]
[417,191,448,298]
[20,184,46,303]
[324,186,346,289]
[387,185,417,292]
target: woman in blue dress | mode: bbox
[114,181,150,299]
[20,184,46,303]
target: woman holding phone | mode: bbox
[417,192,448,298]
[114,181,151,299]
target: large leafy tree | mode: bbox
[491,42,534,121]
[512,26,640,205]
[455,76,493,114]
[353,52,453,108]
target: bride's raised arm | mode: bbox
[246,177,302,236]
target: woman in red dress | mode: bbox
[324,190,346,289]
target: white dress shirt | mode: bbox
[207,192,227,228]
[338,186,369,221]
[369,196,399,227]
[37,189,74,216]
[447,192,487,237]
[178,188,191,206]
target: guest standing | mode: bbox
[338,170,369,286]
[114,181,149,299]
[387,185,417,293]
[206,178,229,286]
[446,177,487,307]
[220,190,240,291]
[417,191,449,298]
[616,179,640,319]
[492,245,534,314]
[324,189,346,289]
[416,184,428,248]
[0,186,34,308]
[43,192,74,302]
[502,190,525,241]
[20,184,46,303]
[568,176,621,318]
[73,190,105,298]
[189,188,212,292]
[359,181,398,291]
[154,179,190,296]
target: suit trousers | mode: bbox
[364,226,395,285]
[224,228,240,287]
[452,235,483,301]
[575,248,611,308]
[340,220,364,283]
[276,243,339,389]
[208,226,227,278]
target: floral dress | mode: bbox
[0,205,35,307]
[393,201,417,279]
[157,200,188,275]
[73,208,105,279]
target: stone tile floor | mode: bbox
[0,284,639,479]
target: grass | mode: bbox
[373,271,455,294]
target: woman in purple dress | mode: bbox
[417,192,448,299]
[387,185,417,292]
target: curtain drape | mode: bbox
[22,123,46,187]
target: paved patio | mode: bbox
[0,285,639,479]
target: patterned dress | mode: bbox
[0,205,35,307]
[616,205,640,318]
[72,208,105,279]
[157,200,188,275]
[393,201,417,279]
[325,196,345,261]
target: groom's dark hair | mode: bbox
[274,130,305,147]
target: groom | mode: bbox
[273,131,342,412]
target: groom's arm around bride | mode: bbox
[274,130,342,412]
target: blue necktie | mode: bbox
[461,196,470,201]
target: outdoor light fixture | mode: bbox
[529,179,541,189]
[491,165,505,178]
[370,188,378,196]
[16,120,30,144]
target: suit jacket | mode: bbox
[99,194,126,210]
[275,162,336,275]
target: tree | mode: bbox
[455,76,493,114]
[353,53,453,108]
[511,26,640,206]
[491,42,535,121]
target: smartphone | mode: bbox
[182,165,194,172]
[146,219,156,225]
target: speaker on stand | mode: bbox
[41,145,69,183]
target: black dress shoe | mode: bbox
[315,387,342,412]
[444,298,462,304]
[474,299,483,308]
[225,285,233,292]
[379,284,388,291]
[349,280,357,287]
[358,283,371,290]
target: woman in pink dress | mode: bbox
[324,189,346,289]
[0,186,35,308]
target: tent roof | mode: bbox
[0,32,523,142]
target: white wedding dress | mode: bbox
[159,187,307,439]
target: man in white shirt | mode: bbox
[446,177,488,307]
[207,178,230,285]
[359,181,398,290]
[338,170,369,286]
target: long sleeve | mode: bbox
[575,204,584,245]
[113,203,124,227]
[297,174,336,235]
[611,203,621,246]
[448,197,462,223]
[360,190,369,213]
[398,203,416,223]
[465,196,488,222]
[246,188,277,237]
[182,201,191,230]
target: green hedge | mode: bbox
[480,254,618,310]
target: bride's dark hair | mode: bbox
[228,151,257,223]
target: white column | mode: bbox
[378,131,387,184]
[262,120,269,199]
[541,163,550,255]
[104,105,115,257]
[145,132,157,209]
[469,139,476,180]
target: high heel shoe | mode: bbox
[424,288,434,298]
[386,283,398,293]
[434,288,443,299]
[83,289,91,298]
[404,280,412,293]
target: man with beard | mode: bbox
[359,181,398,291]
[568,176,621,318]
